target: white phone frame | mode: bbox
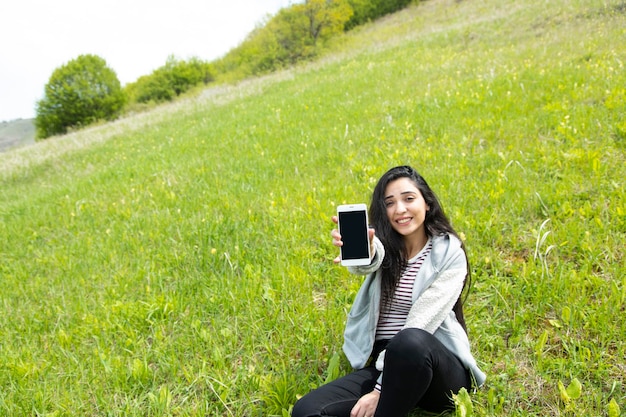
[337,203,371,266]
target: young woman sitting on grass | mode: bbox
[292,165,486,417]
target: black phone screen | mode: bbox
[338,210,369,260]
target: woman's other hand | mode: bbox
[350,390,380,417]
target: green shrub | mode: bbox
[345,0,414,29]
[125,57,214,104]
[165,57,214,95]
[126,72,176,104]
[35,54,126,139]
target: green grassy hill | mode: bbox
[1,0,625,415]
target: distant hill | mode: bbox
[0,118,36,152]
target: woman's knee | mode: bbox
[291,395,316,417]
[390,328,433,349]
[386,328,435,361]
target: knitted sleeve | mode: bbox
[403,250,466,334]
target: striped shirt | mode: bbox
[375,240,433,341]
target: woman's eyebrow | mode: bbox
[385,191,416,199]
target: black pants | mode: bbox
[292,328,471,417]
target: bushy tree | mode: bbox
[214,24,283,80]
[270,0,353,63]
[126,72,175,104]
[166,57,214,95]
[35,54,125,139]
[215,0,352,80]
[125,56,214,104]
[298,0,353,45]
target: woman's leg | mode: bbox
[374,328,471,416]
[292,366,380,417]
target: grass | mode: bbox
[1,0,625,415]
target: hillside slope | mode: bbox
[0,118,35,152]
[1,0,624,415]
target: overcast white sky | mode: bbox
[0,0,298,122]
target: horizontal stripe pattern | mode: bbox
[375,241,432,341]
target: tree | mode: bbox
[298,0,353,45]
[269,7,312,65]
[215,0,353,79]
[35,54,126,139]
[272,0,352,60]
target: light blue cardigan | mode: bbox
[342,233,486,387]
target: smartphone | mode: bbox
[337,204,371,266]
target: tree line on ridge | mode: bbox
[35,0,413,139]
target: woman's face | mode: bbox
[384,177,430,242]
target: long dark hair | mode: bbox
[369,166,470,331]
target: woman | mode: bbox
[292,166,485,417]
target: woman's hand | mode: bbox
[350,390,380,417]
[331,216,376,264]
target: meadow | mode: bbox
[1,0,625,415]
